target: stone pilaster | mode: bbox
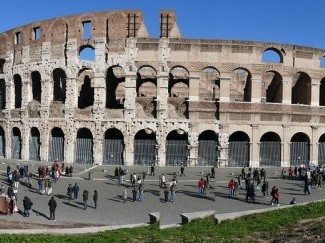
[124,73,137,119]
[156,74,168,119]
[282,77,292,105]
[311,80,320,106]
[219,75,231,102]
[251,75,262,103]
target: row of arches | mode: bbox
[1,65,325,113]
[1,126,325,167]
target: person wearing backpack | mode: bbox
[23,196,33,217]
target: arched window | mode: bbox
[31,71,42,103]
[262,49,282,63]
[321,56,325,68]
[14,74,22,108]
[292,72,311,105]
[230,68,252,102]
[79,46,95,61]
[53,68,66,103]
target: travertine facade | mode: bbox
[0,10,325,167]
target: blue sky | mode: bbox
[1,0,325,49]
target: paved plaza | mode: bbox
[0,161,324,228]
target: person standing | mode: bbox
[170,183,176,202]
[83,190,89,210]
[180,165,185,177]
[67,184,73,200]
[228,179,235,198]
[211,167,215,178]
[23,196,33,217]
[93,190,98,209]
[262,179,269,198]
[122,189,127,203]
[198,178,205,198]
[150,164,155,176]
[48,196,57,221]
[73,183,79,200]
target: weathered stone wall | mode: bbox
[0,10,324,166]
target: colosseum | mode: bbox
[0,10,324,167]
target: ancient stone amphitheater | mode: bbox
[0,10,324,167]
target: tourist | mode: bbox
[261,179,269,198]
[93,190,98,208]
[228,179,235,198]
[67,184,73,200]
[83,189,89,210]
[211,167,215,178]
[198,178,205,197]
[73,183,79,200]
[23,196,33,217]
[48,196,57,221]
[123,189,127,203]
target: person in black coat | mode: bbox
[23,196,33,217]
[93,190,98,209]
[48,196,57,221]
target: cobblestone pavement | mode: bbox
[0,161,324,227]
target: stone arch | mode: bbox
[168,66,189,119]
[0,126,5,157]
[13,74,22,108]
[230,68,252,102]
[12,127,22,159]
[290,132,310,166]
[169,66,189,97]
[48,127,65,162]
[262,48,283,63]
[292,72,311,105]
[0,78,5,110]
[134,129,157,166]
[136,65,157,97]
[75,128,93,164]
[200,67,220,101]
[79,45,95,61]
[198,130,219,166]
[259,132,281,166]
[165,129,189,166]
[136,66,157,119]
[52,68,66,103]
[228,131,250,167]
[78,69,94,109]
[261,70,283,103]
[103,128,124,165]
[106,65,125,109]
[319,77,325,106]
[29,127,41,161]
[31,71,42,103]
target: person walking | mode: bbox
[170,183,176,202]
[262,179,269,198]
[67,184,73,200]
[23,196,33,217]
[93,190,98,209]
[48,196,57,221]
[72,183,79,200]
[83,190,89,210]
[122,189,127,203]
[198,178,205,198]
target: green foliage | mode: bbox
[2,201,325,242]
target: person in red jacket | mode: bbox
[198,178,205,197]
[228,179,235,197]
[274,188,280,206]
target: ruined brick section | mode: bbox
[0,10,324,167]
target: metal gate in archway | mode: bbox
[75,129,93,164]
[134,139,156,166]
[228,141,249,167]
[166,139,188,166]
[260,141,281,166]
[290,142,309,166]
[103,138,124,165]
[29,128,41,161]
[12,128,21,159]
[198,140,218,166]
[48,128,64,162]
[319,143,325,165]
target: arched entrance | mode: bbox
[198,130,218,166]
[290,132,310,166]
[260,132,281,166]
[12,127,22,159]
[165,130,188,166]
[318,134,325,165]
[134,129,156,166]
[29,127,41,161]
[228,131,250,167]
[0,127,5,157]
[48,128,64,162]
[103,128,124,165]
[75,128,93,164]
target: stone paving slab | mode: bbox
[0,160,323,234]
